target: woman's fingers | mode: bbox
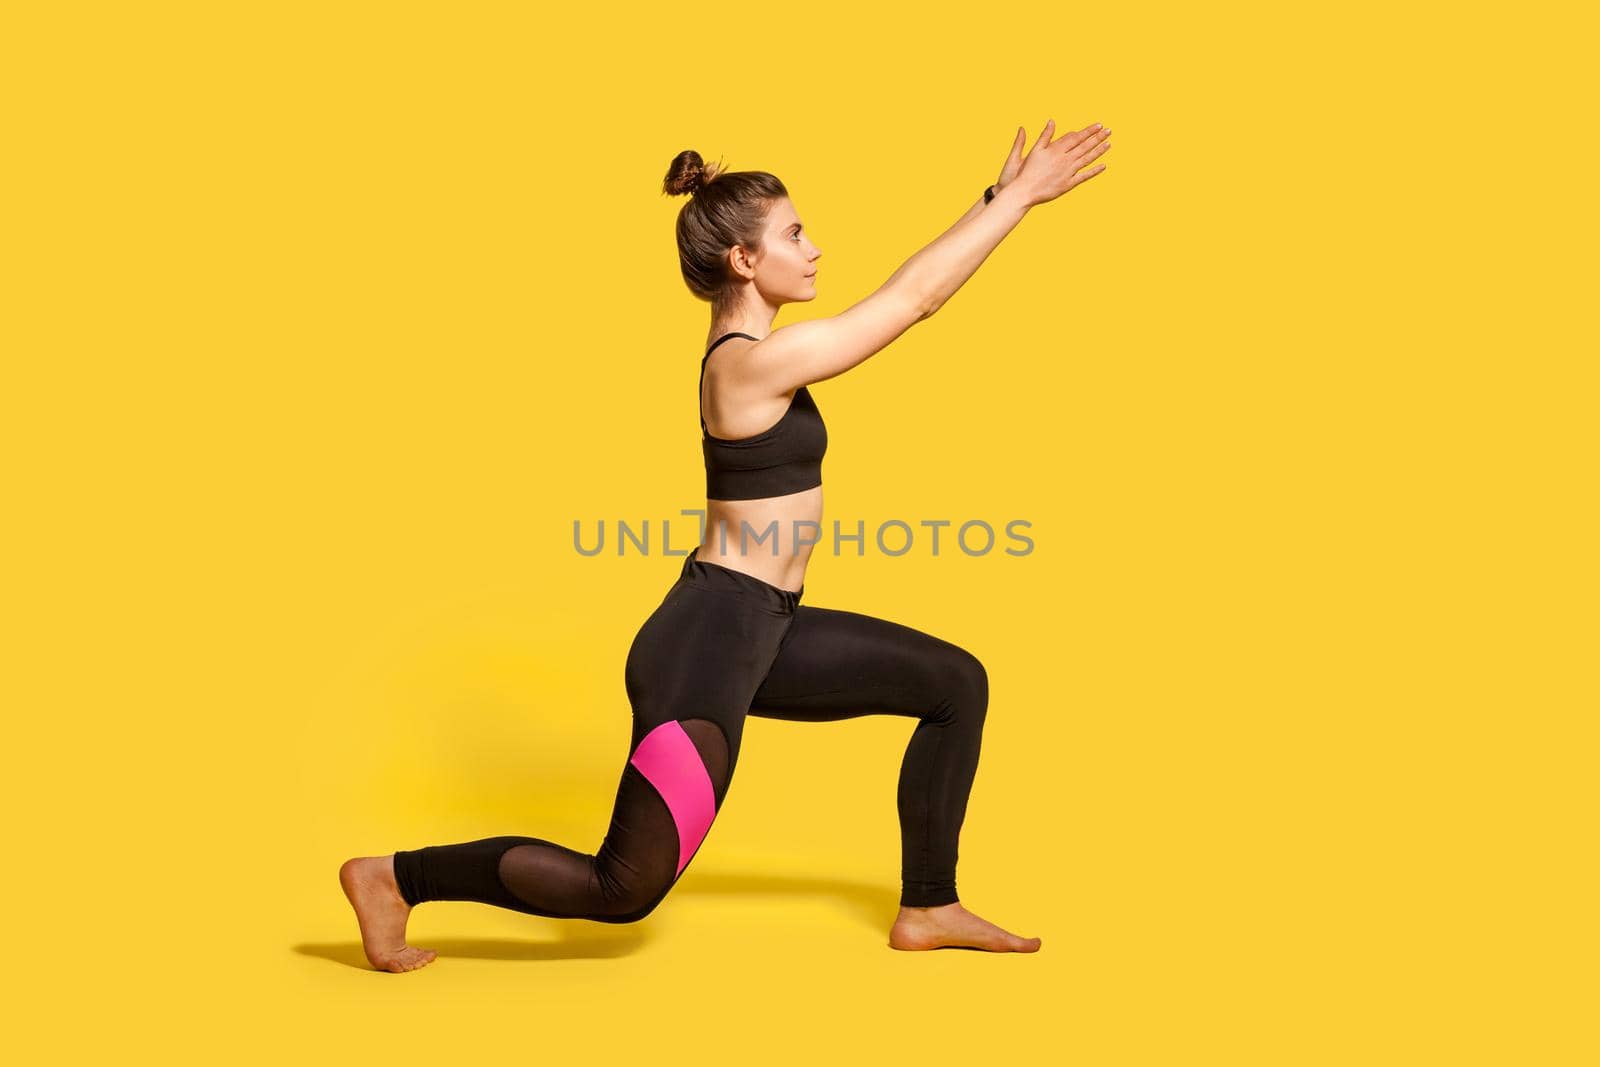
[1065,140,1111,182]
[1068,162,1108,190]
[1078,138,1111,165]
[1028,118,1055,156]
[1063,125,1109,158]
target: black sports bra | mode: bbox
[700,331,828,500]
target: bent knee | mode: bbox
[955,648,989,717]
[924,645,987,725]
[600,882,671,924]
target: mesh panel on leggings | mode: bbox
[495,718,730,923]
[679,718,731,808]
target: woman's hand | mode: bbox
[993,122,1096,195]
[1009,119,1111,207]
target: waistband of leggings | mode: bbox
[677,551,802,614]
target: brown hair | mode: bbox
[662,150,789,318]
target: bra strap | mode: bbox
[704,331,761,357]
[700,332,762,431]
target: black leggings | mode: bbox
[393,552,989,919]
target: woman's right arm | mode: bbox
[744,121,1111,394]
[739,194,1029,396]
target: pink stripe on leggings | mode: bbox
[629,720,717,878]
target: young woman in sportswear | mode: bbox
[340,119,1111,971]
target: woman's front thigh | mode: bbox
[748,604,985,722]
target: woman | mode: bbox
[341,119,1111,971]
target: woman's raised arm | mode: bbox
[734,120,1110,395]
[902,119,1109,316]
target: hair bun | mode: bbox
[662,150,722,198]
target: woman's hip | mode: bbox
[623,555,798,732]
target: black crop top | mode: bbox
[700,331,828,500]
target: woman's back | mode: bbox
[696,332,826,593]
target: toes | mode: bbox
[393,947,437,970]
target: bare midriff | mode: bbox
[695,484,823,593]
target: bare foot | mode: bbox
[888,901,1042,952]
[339,855,438,972]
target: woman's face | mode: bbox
[742,197,822,303]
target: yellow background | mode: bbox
[4,1,1594,1063]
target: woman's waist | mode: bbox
[687,543,810,600]
[700,494,823,553]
